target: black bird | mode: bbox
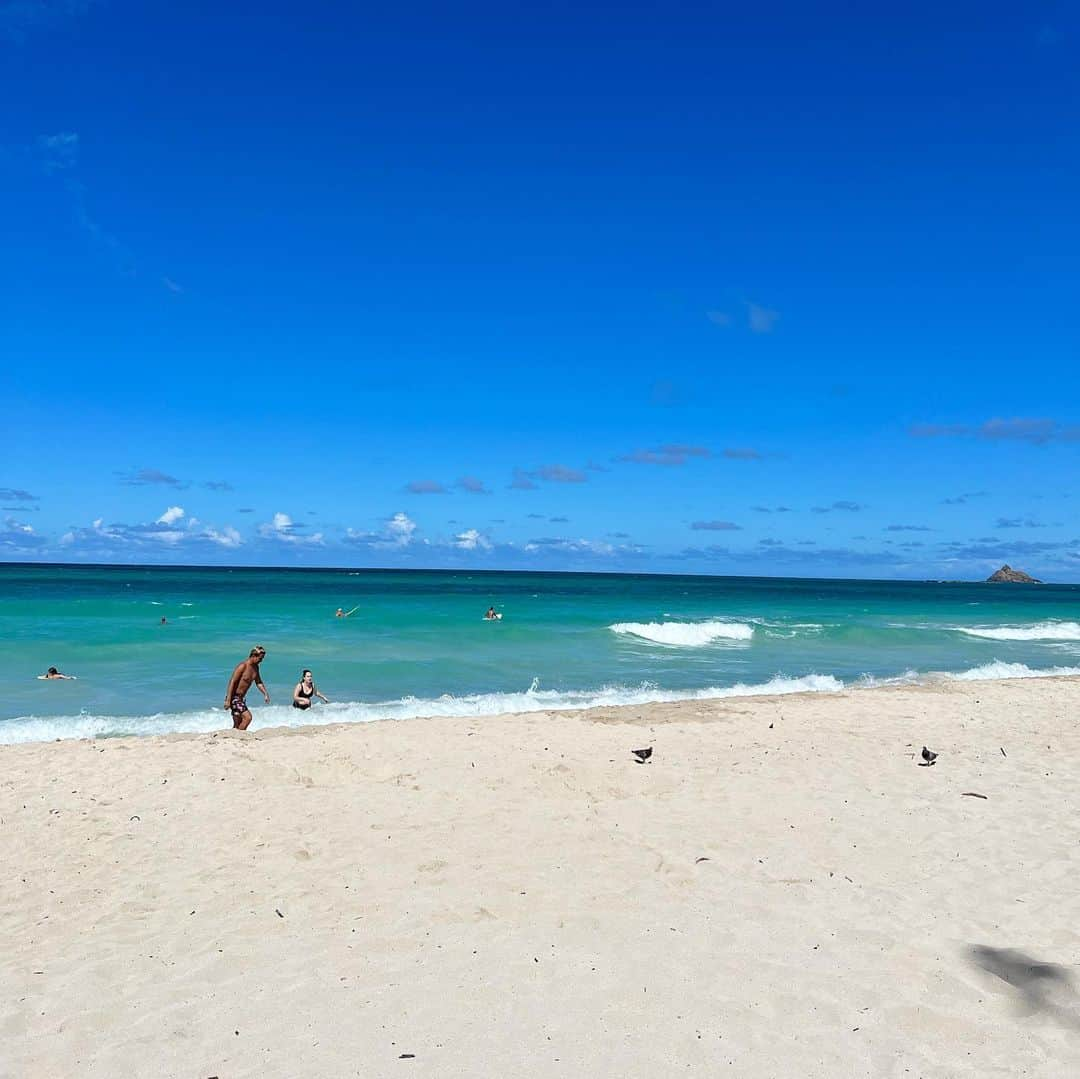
[632,747,653,764]
[921,746,938,766]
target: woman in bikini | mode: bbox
[292,669,329,710]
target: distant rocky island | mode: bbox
[986,564,1042,584]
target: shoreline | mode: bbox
[4,675,1079,1076]
[4,668,1080,747]
[168,668,1080,739]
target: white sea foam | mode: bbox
[0,672,843,745]
[947,660,1080,681]
[757,621,825,639]
[855,669,922,688]
[609,620,755,646]
[954,621,1080,642]
[7,660,1079,745]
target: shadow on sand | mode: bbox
[967,945,1080,1031]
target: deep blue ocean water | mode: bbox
[2,564,1078,743]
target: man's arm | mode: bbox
[224,662,243,708]
[255,666,271,704]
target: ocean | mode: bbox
[2,563,1079,744]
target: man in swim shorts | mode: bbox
[223,646,270,730]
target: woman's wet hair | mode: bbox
[48,666,58,675]
[301,669,312,679]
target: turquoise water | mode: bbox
[2,564,1079,743]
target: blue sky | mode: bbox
[2,1,1078,578]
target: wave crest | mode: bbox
[6,662,1079,745]
[955,621,1080,642]
[609,620,754,646]
[0,672,841,744]
[948,660,1080,681]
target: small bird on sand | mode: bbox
[632,747,653,764]
[920,746,938,766]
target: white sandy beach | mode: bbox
[2,676,1079,1078]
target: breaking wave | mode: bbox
[609,620,755,646]
[4,661,1079,745]
[946,660,1080,681]
[855,669,922,688]
[0,672,843,745]
[954,621,1080,642]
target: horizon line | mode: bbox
[0,559,1048,586]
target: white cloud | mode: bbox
[157,505,185,525]
[258,511,323,546]
[454,528,492,551]
[262,512,292,535]
[385,511,417,546]
[203,525,243,548]
[345,511,421,550]
[59,514,200,549]
[1,516,46,550]
[60,518,113,546]
[524,537,616,556]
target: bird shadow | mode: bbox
[967,945,1080,1031]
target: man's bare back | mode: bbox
[224,646,270,730]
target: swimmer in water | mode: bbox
[292,669,330,710]
[38,666,75,680]
[484,607,499,620]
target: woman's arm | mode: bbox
[292,681,305,705]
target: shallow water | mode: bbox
[2,564,1078,742]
